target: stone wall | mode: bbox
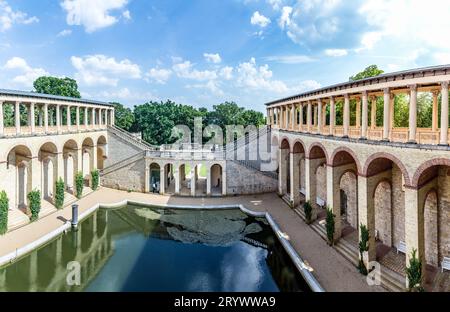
[340,171,358,228]
[226,161,278,195]
[424,190,438,266]
[316,164,327,203]
[374,180,392,246]
[105,129,144,168]
[101,157,146,192]
[392,164,405,248]
[438,167,450,262]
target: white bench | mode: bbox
[299,188,305,196]
[316,197,325,207]
[442,257,450,273]
[396,241,406,254]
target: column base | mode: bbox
[342,135,349,138]
[438,143,449,147]
[381,139,390,142]
[407,140,417,144]
[359,137,367,141]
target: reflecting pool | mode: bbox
[0,205,310,292]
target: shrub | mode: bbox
[55,178,65,209]
[325,207,335,245]
[75,172,84,199]
[91,169,99,191]
[406,249,424,292]
[303,201,313,224]
[0,191,9,235]
[358,224,370,275]
[28,189,41,222]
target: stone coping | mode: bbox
[0,191,324,292]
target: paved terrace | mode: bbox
[0,188,385,292]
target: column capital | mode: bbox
[441,81,449,89]
[383,87,390,94]
[344,93,350,100]
[408,84,418,91]
[432,89,440,97]
[361,90,368,97]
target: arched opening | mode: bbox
[179,164,188,195]
[7,145,32,212]
[308,145,327,213]
[279,138,290,196]
[97,136,107,170]
[192,164,207,196]
[292,141,305,204]
[210,164,223,195]
[365,155,408,274]
[82,138,94,187]
[340,171,358,229]
[164,163,174,194]
[149,163,161,193]
[39,142,58,204]
[63,140,78,194]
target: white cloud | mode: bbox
[146,67,172,84]
[324,49,348,57]
[57,29,72,37]
[278,6,292,29]
[251,11,271,28]
[434,53,450,65]
[203,53,222,64]
[219,66,233,80]
[71,54,141,86]
[264,55,315,64]
[3,57,49,87]
[95,87,156,104]
[61,0,129,33]
[172,60,217,81]
[122,10,131,20]
[290,80,321,93]
[187,80,224,96]
[236,57,288,93]
[0,0,39,32]
[267,0,284,11]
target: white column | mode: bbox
[99,109,103,127]
[30,102,35,134]
[144,165,150,193]
[356,97,361,128]
[0,101,4,136]
[343,94,350,137]
[299,104,304,131]
[175,167,181,195]
[440,82,449,145]
[317,99,323,133]
[383,88,390,140]
[111,108,115,126]
[14,101,21,135]
[432,91,439,132]
[361,91,368,139]
[291,105,295,130]
[408,84,418,143]
[190,167,196,196]
[329,97,335,135]
[84,107,88,127]
[76,106,80,131]
[206,167,211,196]
[307,101,312,132]
[44,103,49,133]
[67,105,71,130]
[56,104,61,134]
[91,108,95,128]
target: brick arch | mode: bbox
[330,147,362,175]
[291,139,306,154]
[421,188,438,212]
[372,178,392,199]
[338,168,357,184]
[412,158,450,188]
[363,152,411,187]
[307,142,329,163]
[280,136,290,150]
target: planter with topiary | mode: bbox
[303,201,313,224]
[406,249,424,292]
[0,191,9,235]
[28,189,41,222]
[325,207,335,246]
[358,224,370,275]
[75,172,84,199]
[91,169,99,191]
[55,178,65,209]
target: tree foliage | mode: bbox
[28,189,41,222]
[349,65,384,81]
[0,191,9,235]
[75,172,84,199]
[111,102,134,130]
[55,178,65,209]
[33,76,81,98]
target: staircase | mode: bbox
[7,209,29,231]
[100,151,145,176]
[108,125,157,151]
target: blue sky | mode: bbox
[1,0,450,112]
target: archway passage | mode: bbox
[7,145,32,211]
[278,138,290,196]
[149,163,161,193]
[307,144,327,217]
[63,140,78,194]
[164,163,174,194]
[39,142,58,203]
[97,136,107,170]
[210,164,223,195]
[82,138,95,187]
[290,141,305,206]
[364,155,408,275]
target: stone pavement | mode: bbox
[0,188,385,292]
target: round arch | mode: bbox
[330,147,362,175]
[363,152,411,186]
[307,142,329,163]
[292,139,306,154]
[412,158,450,188]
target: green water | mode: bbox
[0,205,310,292]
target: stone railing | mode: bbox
[2,123,107,137]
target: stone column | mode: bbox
[299,104,304,131]
[15,101,21,135]
[329,97,335,135]
[361,91,368,139]
[76,106,80,131]
[371,96,377,129]
[222,164,227,196]
[358,176,376,266]
[160,166,166,194]
[175,167,181,195]
[389,94,395,140]
[404,187,425,286]
[206,167,211,196]
[144,165,150,193]
[56,104,61,134]
[432,90,439,132]
[317,99,323,134]
[383,88,391,140]
[67,105,71,130]
[278,148,288,195]
[44,103,49,133]
[307,101,312,132]
[29,103,35,134]
[0,101,4,136]
[322,103,327,129]
[356,97,361,129]
[92,108,96,128]
[190,166,196,196]
[440,82,449,145]
[326,164,342,241]
[57,152,64,179]
[290,152,301,207]
[343,94,350,137]
[408,84,418,143]
[313,104,318,127]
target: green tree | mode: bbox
[111,102,135,130]
[33,76,81,98]
[349,65,384,81]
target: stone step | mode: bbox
[380,266,406,292]
[39,200,57,218]
[7,209,30,231]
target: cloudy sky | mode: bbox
[1,0,449,111]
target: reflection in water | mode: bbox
[0,206,310,292]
